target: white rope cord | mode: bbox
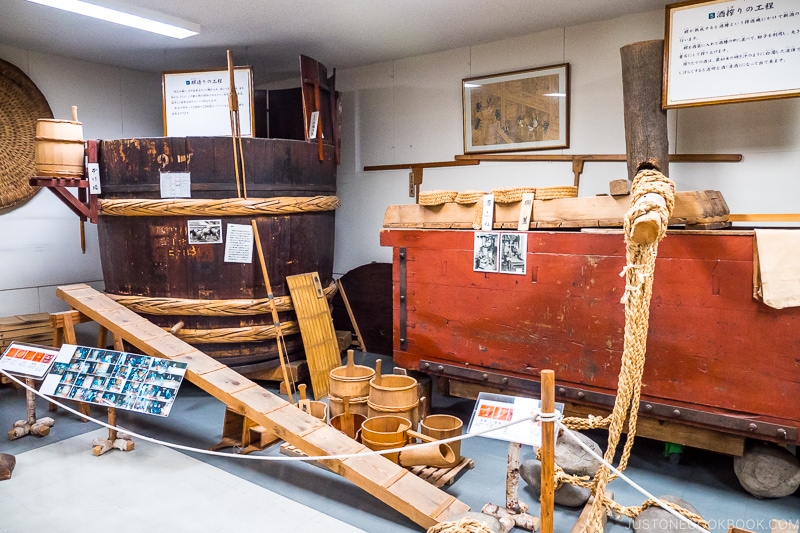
[554,419,708,533]
[0,368,520,462]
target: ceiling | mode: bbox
[0,0,672,85]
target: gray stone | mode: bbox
[446,511,502,533]
[519,458,591,508]
[734,442,800,498]
[633,495,701,533]
[555,430,604,477]
[0,453,15,481]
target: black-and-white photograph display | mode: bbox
[188,219,223,244]
[39,345,188,417]
[474,232,499,273]
[500,233,527,275]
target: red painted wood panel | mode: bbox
[381,229,800,443]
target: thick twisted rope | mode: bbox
[98,195,340,217]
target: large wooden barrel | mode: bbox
[95,137,338,375]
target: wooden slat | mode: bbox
[382,190,730,229]
[55,284,469,528]
[286,273,342,400]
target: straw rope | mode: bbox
[168,321,300,344]
[533,169,703,533]
[98,196,340,217]
[454,190,488,205]
[0,58,53,209]
[419,190,458,206]
[491,187,536,204]
[106,282,336,316]
[427,518,495,533]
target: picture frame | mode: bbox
[663,0,800,108]
[462,63,569,154]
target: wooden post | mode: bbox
[620,40,668,181]
[540,370,555,533]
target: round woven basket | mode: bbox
[0,58,53,209]
[492,186,536,204]
[419,190,457,206]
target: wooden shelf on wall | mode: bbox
[364,153,742,202]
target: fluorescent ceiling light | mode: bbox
[543,92,566,97]
[26,0,200,39]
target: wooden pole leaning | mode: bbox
[227,50,243,199]
[250,220,294,403]
[540,369,556,533]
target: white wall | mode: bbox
[2,7,799,317]
[332,9,800,275]
[0,45,162,321]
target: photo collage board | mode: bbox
[38,344,188,417]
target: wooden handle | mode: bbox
[346,349,355,376]
[406,429,437,443]
[71,106,78,123]
[374,359,382,386]
[227,50,238,110]
[299,384,307,401]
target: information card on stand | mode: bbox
[466,391,563,447]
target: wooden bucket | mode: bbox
[420,414,463,465]
[96,137,338,374]
[34,107,84,177]
[329,395,368,418]
[360,415,411,464]
[296,400,328,423]
[330,412,366,439]
[368,363,419,427]
[329,349,374,401]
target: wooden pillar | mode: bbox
[540,370,555,533]
[620,40,669,181]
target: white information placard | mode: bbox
[664,0,800,107]
[0,342,61,379]
[160,171,192,198]
[224,223,253,263]
[162,67,254,136]
[467,392,563,447]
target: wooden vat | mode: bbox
[96,137,337,374]
[380,228,800,450]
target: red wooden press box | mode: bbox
[380,228,800,451]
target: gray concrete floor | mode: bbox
[1,351,798,533]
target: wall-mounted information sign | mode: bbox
[162,67,255,136]
[664,0,800,107]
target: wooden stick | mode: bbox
[227,50,242,198]
[540,369,556,533]
[337,279,367,352]
[314,81,324,161]
[250,220,294,403]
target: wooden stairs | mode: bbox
[56,284,470,529]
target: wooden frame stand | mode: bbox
[7,377,55,440]
[210,406,279,454]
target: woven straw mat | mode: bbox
[492,186,536,204]
[419,190,458,206]
[536,185,578,200]
[0,58,53,209]
[454,190,487,205]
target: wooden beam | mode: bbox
[55,284,470,529]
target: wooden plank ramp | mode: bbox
[56,284,469,529]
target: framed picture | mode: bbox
[474,232,499,273]
[663,0,800,108]
[500,233,527,275]
[462,63,569,154]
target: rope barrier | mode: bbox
[0,367,522,462]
